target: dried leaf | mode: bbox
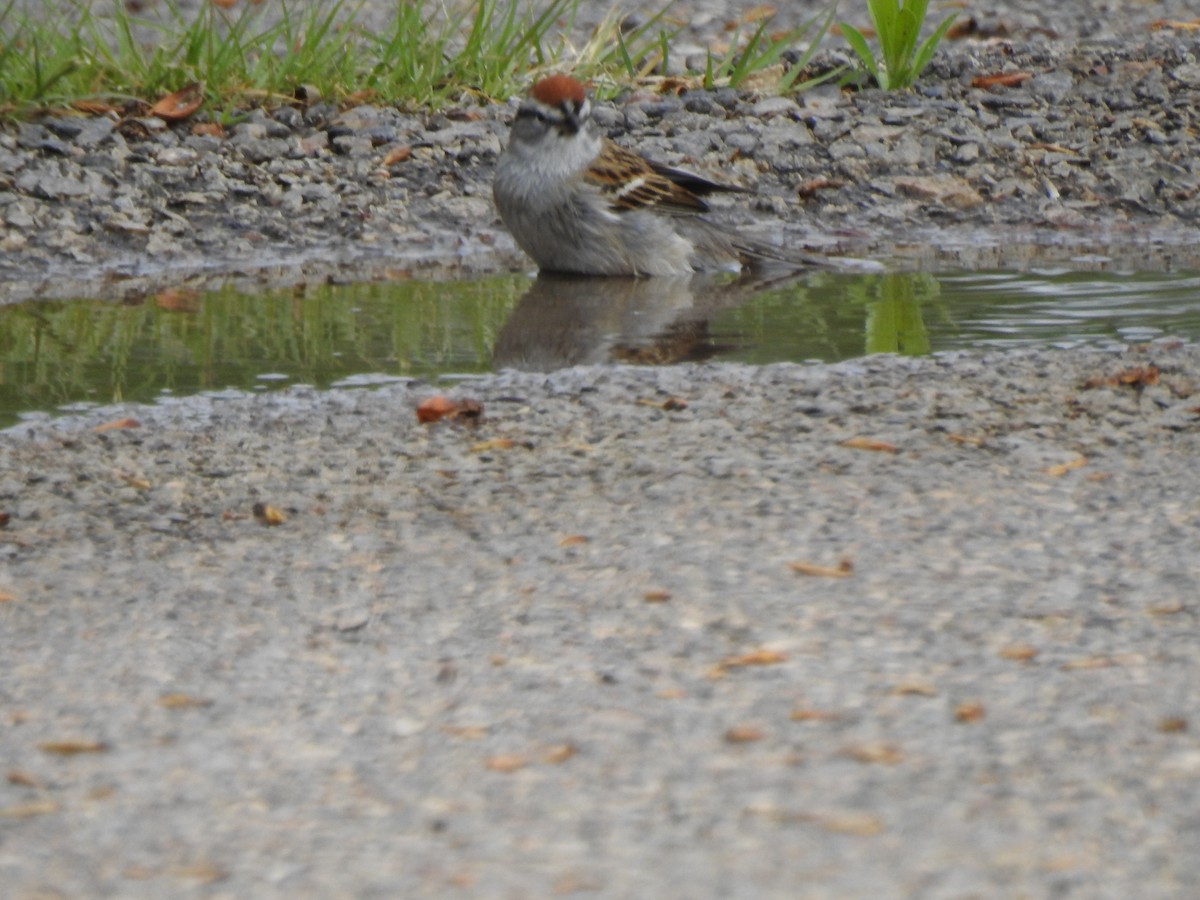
[0,800,58,818]
[416,395,483,424]
[158,693,212,709]
[543,743,578,764]
[382,145,412,166]
[252,502,286,526]
[485,754,526,773]
[845,742,904,765]
[971,71,1033,89]
[1151,18,1200,31]
[149,83,204,121]
[0,591,16,603]
[710,648,787,678]
[796,176,847,199]
[725,725,765,743]
[38,740,108,756]
[558,534,589,547]
[1158,717,1188,733]
[1082,364,1160,390]
[643,589,672,603]
[840,436,899,454]
[6,770,44,788]
[191,121,224,140]
[1061,655,1114,671]
[812,811,884,836]
[946,432,985,446]
[93,417,140,433]
[116,471,151,491]
[470,438,515,453]
[789,559,853,578]
[890,680,937,697]
[954,702,986,723]
[1045,456,1087,477]
[790,708,841,722]
[441,725,489,740]
[999,643,1038,661]
[154,288,201,312]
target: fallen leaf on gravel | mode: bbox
[1148,601,1185,616]
[725,725,765,743]
[790,708,841,722]
[946,433,985,446]
[1082,364,1160,390]
[710,648,787,678]
[954,702,986,723]
[470,438,515,453]
[543,743,578,764]
[93,417,140,432]
[382,145,412,165]
[72,99,120,116]
[797,177,847,198]
[789,559,853,578]
[441,725,489,740]
[190,121,225,138]
[158,693,213,709]
[999,643,1038,661]
[0,591,16,603]
[115,471,151,491]
[890,680,937,697]
[168,862,226,885]
[643,589,672,603]
[1151,18,1200,31]
[0,800,58,818]
[0,510,9,527]
[150,83,204,121]
[1158,717,1188,733]
[818,812,885,835]
[485,755,527,773]
[38,740,108,756]
[558,534,588,547]
[416,395,483,424]
[7,770,43,788]
[844,743,904,765]
[840,436,899,454]
[893,174,984,209]
[1028,141,1078,155]
[971,71,1033,89]
[1061,655,1114,670]
[1044,456,1087,477]
[636,396,688,410]
[252,502,286,526]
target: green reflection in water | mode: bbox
[3,267,1200,428]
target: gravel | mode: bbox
[3,2,1200,897]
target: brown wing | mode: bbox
[585,141,711,216]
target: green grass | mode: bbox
[840,0,956,90]
[0,0,840,118]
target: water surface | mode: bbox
[2,268,1198,428]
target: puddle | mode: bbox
[3,268,1199,428]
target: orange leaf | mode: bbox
[1044,456,1087,477]
[971,72,1033,89]
[38,740,108,756]
[485,755,526,773]
[725,725,765,743]
[252,503,286,526]
[840,436,898,454]
[382,145,412,166]
[954,702,986,723]
[789,559,853,578]
[93,417,140,433]
[150,83,204,121]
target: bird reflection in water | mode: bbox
[492,271,802,371]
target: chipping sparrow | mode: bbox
[493,74,783,276]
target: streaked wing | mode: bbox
[585,141,710,216]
